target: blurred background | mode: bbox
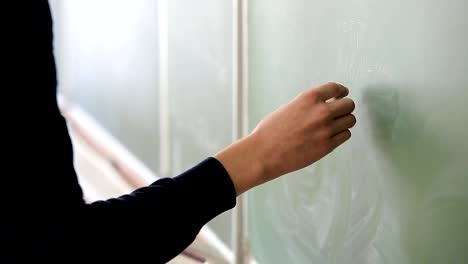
[49,0,234,263]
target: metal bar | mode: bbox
[232,0,249,263]
[158,0,171,178]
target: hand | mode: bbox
[215,82,356,195]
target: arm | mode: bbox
[45,83,354,263]
[14,3,354,262]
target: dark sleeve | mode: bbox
[48,158,237,263]
[7,2,236,263]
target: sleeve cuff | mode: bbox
[172,157,237,224]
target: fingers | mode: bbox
[330,114,356,136]
[314,82,349,101]
[328,97,355,118]
[330,129,351,149]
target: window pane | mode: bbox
[51,0,160,174]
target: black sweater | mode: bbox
[4,1,236,263]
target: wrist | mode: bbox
[214,133,267,195]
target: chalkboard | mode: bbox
[248,0,468,263]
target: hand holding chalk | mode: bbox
[215,82,356,195]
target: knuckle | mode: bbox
[317,125,333,139]
[321,125,333,137]
[320,141,333,155]
[316,104,331,121]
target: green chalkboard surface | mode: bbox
[248,0,468,263]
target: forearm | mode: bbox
[214,133,267,195]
